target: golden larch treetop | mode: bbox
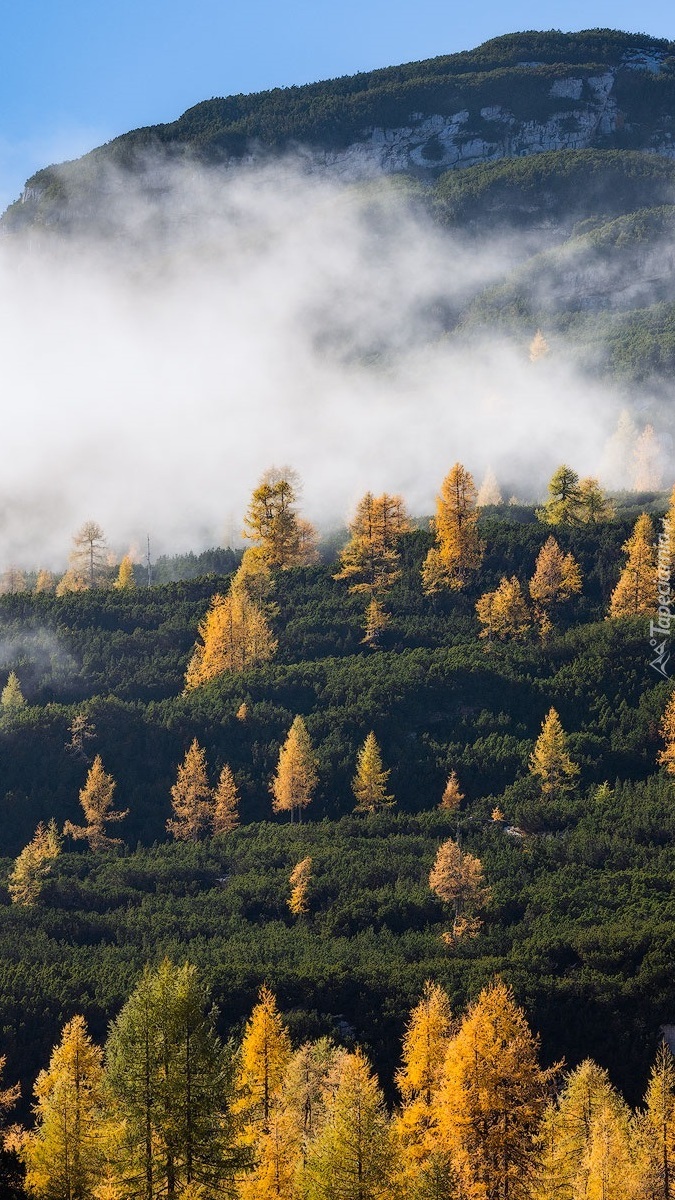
[658,691,675,777]
[476,575,532,642]
[608,512,657,618]
[234,984,292,1137]
[288,856,312,916]
[422,463,484,594]
[63,755,128,851]
[352,731,394,813]
[440,980,557,1200]
[529,707,580,796]
[429,838,490,943]
[8,820,61,907]
[212,763,241,834]
[271,715,318,823]
[439,770,464,812]
[166,738,212,841]
[334,491,412,595]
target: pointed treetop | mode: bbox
[529,707,580,796]
[352,732,394,813]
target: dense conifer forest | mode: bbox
[0,458,673,1196]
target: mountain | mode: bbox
[5,30,675,388]
[5,28,675,232]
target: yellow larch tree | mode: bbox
[1,671,26,710]
[212,763,241,834]
[114,554,136,589]
[281,1038,344,1158]
[422,464,484,594]
[529,537,582,631]
[63,755,128,851]
[0,567,26,595]
[34,568,55,593]
[658,692,675,777]
[362,596,390,649]
[609,513,658,617]
[300,1047,393,1200]
[270,716,318,823]
[184,559,278,690]
[476,576,532,642]
[476,467,502,507]
[440,770,464,813]
[16,1015,105,1200]
[529,329,550,361]
[352,732,394,813]
[533,1058,631,1200]
[238,1036,344,1200]
[583,1100,637,1200]
[578,477,614,524]
[8,820,61,906]
[237,1106,299,1200]
[633,1041,675,1200]
[393,982,456,1199]
[234,985,292,1141]
[601,409,637,489]
[529,707,580,797]
[429,839,490,944]
[439,980,556,1200]
[662,480,667,568]
[243,467,317,568]
[166,739,213,841]
[288,856,312,916]
[334,492,412,595]
[68,520,108,589]
[633,424,663,491]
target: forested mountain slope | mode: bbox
[0,500,672,1109]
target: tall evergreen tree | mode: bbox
[538,465,582,526]
[105,959,240,1200]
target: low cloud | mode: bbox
[0,154,665,570]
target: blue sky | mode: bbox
[2,0,675,209]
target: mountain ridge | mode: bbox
[5,28,675,232]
